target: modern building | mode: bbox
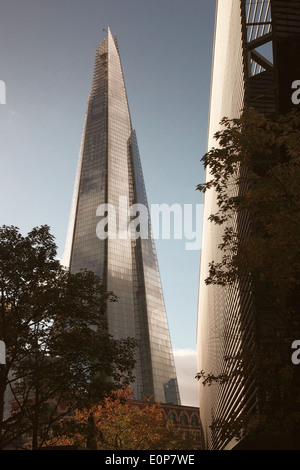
[63,28,180,405]
[197,0,300,450]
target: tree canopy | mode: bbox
[0,225,136,449]
[197,107,300,295]
[48,386,196,450]
[196,107,300,448]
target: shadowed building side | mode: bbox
[197,0,300,450]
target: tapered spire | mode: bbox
[63,30,180,404]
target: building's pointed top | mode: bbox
[103,27,119,53]
[101,26,112,38]
[103,26,111,36]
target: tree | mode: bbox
[196,107,300,448]
[0,225,136,449]
[49,386,195,450]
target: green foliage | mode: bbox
[196,107,300,448]
[198,107,300,293]
[0,225,136,449]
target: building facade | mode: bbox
[197,0,300,450]
[159,403,203,450]
[132,400,203,450]
[63,28,180,405]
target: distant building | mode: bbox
[159,403,203,450]
[131,399,203,450]
[63,28,180,404]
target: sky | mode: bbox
[0,0,216,406]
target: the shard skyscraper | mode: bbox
[63,28,180,405]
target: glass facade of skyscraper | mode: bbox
[63,28,180,405]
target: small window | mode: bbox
[168,412,177,424]
[191,414,199,426]
[180,414,188,425]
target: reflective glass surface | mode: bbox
[64,29,180,404]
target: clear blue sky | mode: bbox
[0,0,216,405]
